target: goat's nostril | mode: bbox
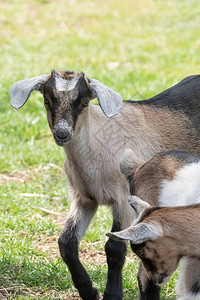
[54,119,73,140]
[156,273,164,284]
[56,130,70,139]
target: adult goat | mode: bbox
[11,70,200,300]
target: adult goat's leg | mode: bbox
[137,262,160,300]
[103,211,127,300]
[58,199,99,300]
[176,258,200,300]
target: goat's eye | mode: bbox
[44,96,49,105]
[81,100,88,108]
[138,249,144,257]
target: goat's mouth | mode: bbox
[53,133,73,146]
[151,273,170,286]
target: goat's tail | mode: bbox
[120,148,139,180]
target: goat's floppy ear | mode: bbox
[120,148,145,180]
[106,222,163,244]
[128,196,150,217]
[11,75,48,109]
[89,79,123,118]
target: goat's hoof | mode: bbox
[95,294,99,300]
[81,288,99,300]
[103,297,122,300]
[93,288,99,300]
[91,289,99,300]
[103,293,122,300]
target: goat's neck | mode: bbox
[62,103,131,205]
[163,210,200,258]
[178,236,200,258]
[64,101,179,164]
[64,103,106,157]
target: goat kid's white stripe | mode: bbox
[55,76,77,92]
[159,161,200,207]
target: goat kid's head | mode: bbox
[106,196,179,286]
[11,70,123,146]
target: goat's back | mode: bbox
[132,150,200,206]
[134,75,200,111]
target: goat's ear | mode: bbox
[11,75,48,109]
[106,227,136,242]
[106,222,163,244]
[120,148,145,180]
[89,79,123,118]
[128,196,150,217]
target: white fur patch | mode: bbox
[159,161,200,207]
[56,119,69,130]
[177,292,200,300]
[55,76,77,92]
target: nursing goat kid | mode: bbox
[11,70,200,300]
[108,196,200,291]
[108,150,200,300]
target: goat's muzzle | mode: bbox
[53,119,73,146]
[152,273,170,286]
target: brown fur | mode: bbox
[118,149,200,296]
[131,203,200,285]
[132,151,197,206]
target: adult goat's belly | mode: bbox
[85,169,130,206]
[65,156,128,205]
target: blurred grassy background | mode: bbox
[0,0,199,299]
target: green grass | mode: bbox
[0,0,199,298]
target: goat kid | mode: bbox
[107,197,200,285]
[11,71,200,300]
[108,149,200,300]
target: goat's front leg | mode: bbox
[137,262,160,300]
[58,198,99,300]
[103,217,127,300]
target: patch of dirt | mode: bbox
[34,234,61,259]
[0,170,30,184]
[0,163,63,185]
[79,247,106,265]
[0,285,81,299]
[34,233,107,266]
[32,209,137,266]
[30,211,106,266]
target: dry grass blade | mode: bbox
[32,206,63,215]
[0,171,29,184]
[0,163,63,185]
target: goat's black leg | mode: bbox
[58,200,99,300]
[137,263,160,300]
[103,219,127,300]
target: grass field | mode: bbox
[0,0,200,299]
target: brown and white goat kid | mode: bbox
[108,150,200,300]
[11,71,200,300]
